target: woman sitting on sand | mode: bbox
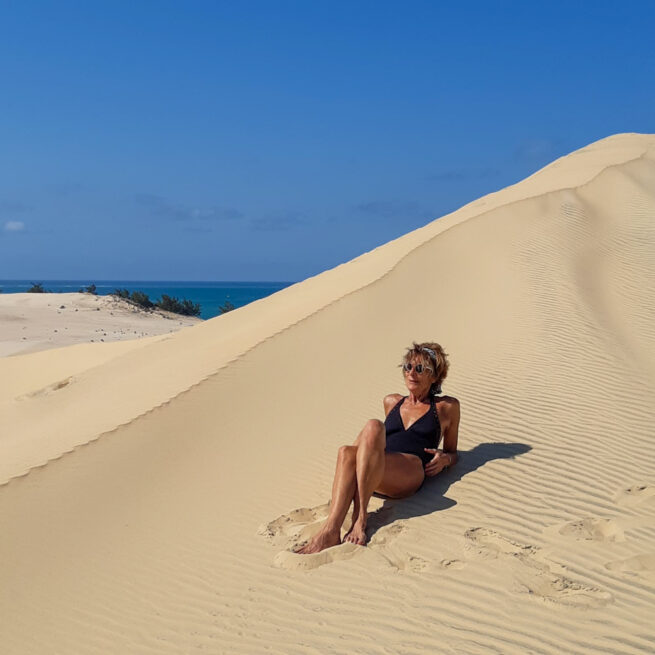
[297,342,460,554]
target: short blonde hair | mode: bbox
[400,341,449,395]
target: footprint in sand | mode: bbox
[615,484,655,508]
[368,520,406,546]
[440,559,466,570]
[273,541,362,571]
[366,521,431,573]
[465,527,537,558]
[16,376,73,401]
[259,503,412,571]
[558,518,625,543]
[275,521,416,572]
[605,553,655,576]
[377,550,429,573]
[257,503,331,547]
[259,502,363,570]
[464,528,612,608]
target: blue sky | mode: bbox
[1,1,653,282]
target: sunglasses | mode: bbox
[402,362,433,375]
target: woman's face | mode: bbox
[403,356,437,397]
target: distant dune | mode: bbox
[1,133,654,654]
[0,291,201,357]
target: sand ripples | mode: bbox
[1,134,655,653]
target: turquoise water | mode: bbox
[0,280,294,320]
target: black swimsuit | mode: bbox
[384,395,441,467]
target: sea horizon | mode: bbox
[0,279,295,320]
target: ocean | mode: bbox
[0,280,294,320]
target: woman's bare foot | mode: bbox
[343,521,368,546]
[295,528,341,554]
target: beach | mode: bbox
[0,291,202,357]
[1,132,654,653]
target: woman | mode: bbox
[297,341,460,554]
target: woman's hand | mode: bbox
[423,448,451,477]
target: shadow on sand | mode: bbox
[366,441,532,538]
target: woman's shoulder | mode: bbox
[383,393,404,412]
[435,395,460,421]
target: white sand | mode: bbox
[1,132,654,653]
[0,291,201,357]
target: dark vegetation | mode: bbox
[27,282,50,293]
[158,294,202,317]
[18,281,235,319]
[218,300,235,314]
[112,288,211,318]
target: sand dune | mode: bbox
[1,132,654,653]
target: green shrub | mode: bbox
[155,294,201,317]
[130,291,154,309]
[79,283,97,294]
[111,287,201,317]
[181,299,201,317]
[218,300,235,314]
[27,282,48,293]
[110,288,153,310]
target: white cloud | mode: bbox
[4,220,25,232]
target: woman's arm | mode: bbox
[424,397,460,476]
[441,398,460,468]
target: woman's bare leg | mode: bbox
[376,453,425,498]
[346,419,386,529]
[344,452,425,544]
[343,420,386,545]
[296,419,389,554]
[296,420,423,554]
[295,444,358,554]
[349,492,361,532]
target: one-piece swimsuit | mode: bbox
[384,395,441,467]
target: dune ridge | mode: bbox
[1,132,652,485]
[1,132,654,653]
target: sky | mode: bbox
[1,1,654,282]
